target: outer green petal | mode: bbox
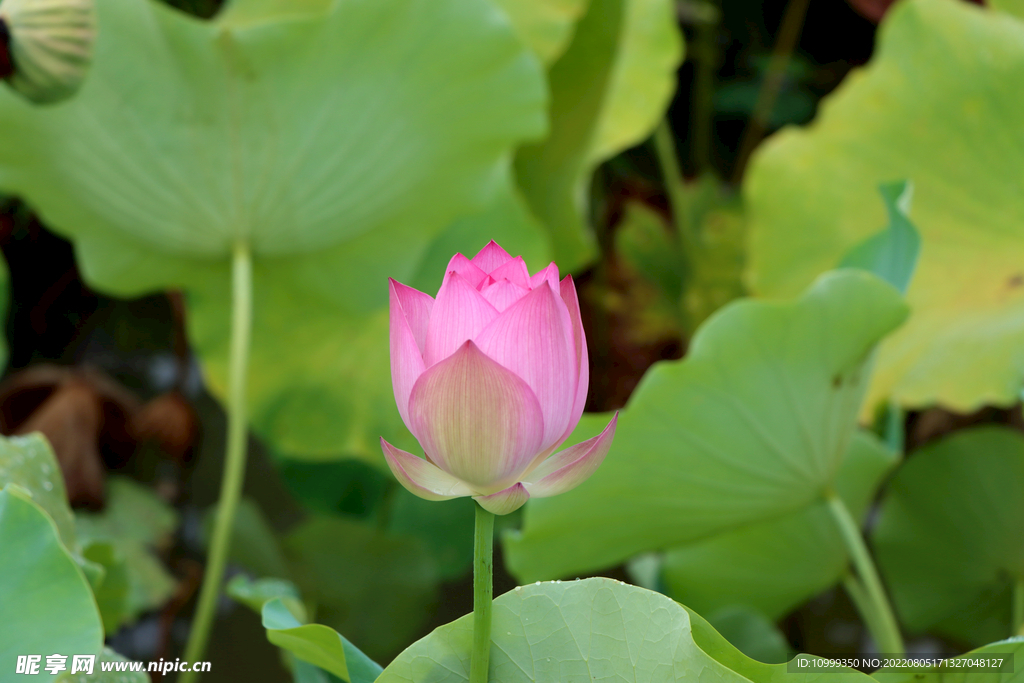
[524,412,616,497]
[474,483,530,515]
[380,438,474,501]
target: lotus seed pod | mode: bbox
[0,0,95,105]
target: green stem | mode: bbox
[690,0,720,175]
[653,120,693,251]
[653,119,698,335]
[842,573,885,647]
[731,0,812,184]
[1013,577,1024,636]
[180,241,253,682]
[470,503,495,683]
[826,490,905,655]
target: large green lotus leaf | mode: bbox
[0,433,77,551]
[0,0,546,278]
[683,604,871,682]
[493,0,591,65]
[216,0,333,28]
[515,0,683,270]
[284,515,438,662]
[377,577,750,682]
[872,638,1024,683]
[0,486,103,681]
[662,430,898,620]
[744,0,1024,412]
[873,427,1024,647]
[0,0,548,466]
[0,434,111,595]
[505,270,907,581]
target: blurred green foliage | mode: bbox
[2,0,1024,676]
[874,427,1024,647]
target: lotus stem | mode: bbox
[842,573,885,649]
[181,241,253,682]
[653,120,696,257]
[826,489,905,655]
[653,119,698,335]
[731,0,812,184]
[690,0,720,175]
[470,502,495,683]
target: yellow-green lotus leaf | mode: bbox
[745,0,1024,413]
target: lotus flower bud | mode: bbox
[381,241,617,515]
[0,0,95,105]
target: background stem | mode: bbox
[826,490,905,655]
[842,573,885,647]
[653,120,693,251]
[469,503,495,683]
[690,0,720,175]
[731,0,812,184]
[180,242,253,681]
[653,119,699,335]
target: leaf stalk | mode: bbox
[826,489,905,655]
[731,0,812,183]
[181,241,253,681]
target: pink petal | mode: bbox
[475,282,577,452]
[559,275,590,443]
[389,281,430,428]
[424,271,499,366]
[480,279,529,312]
[523,413,617,498]
[471,241,514,274]
[408,341,545,492]
[488,256,531,288]
[380,438,475,501]
[529,262,560,291]
[389,279,433,354]
[474,483,530,515]
[444,253,490,289]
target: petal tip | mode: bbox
[475,483,530,515]
[380,438,473,502]
[524,414,617,498]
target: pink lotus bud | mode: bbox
[382,241,616,515]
